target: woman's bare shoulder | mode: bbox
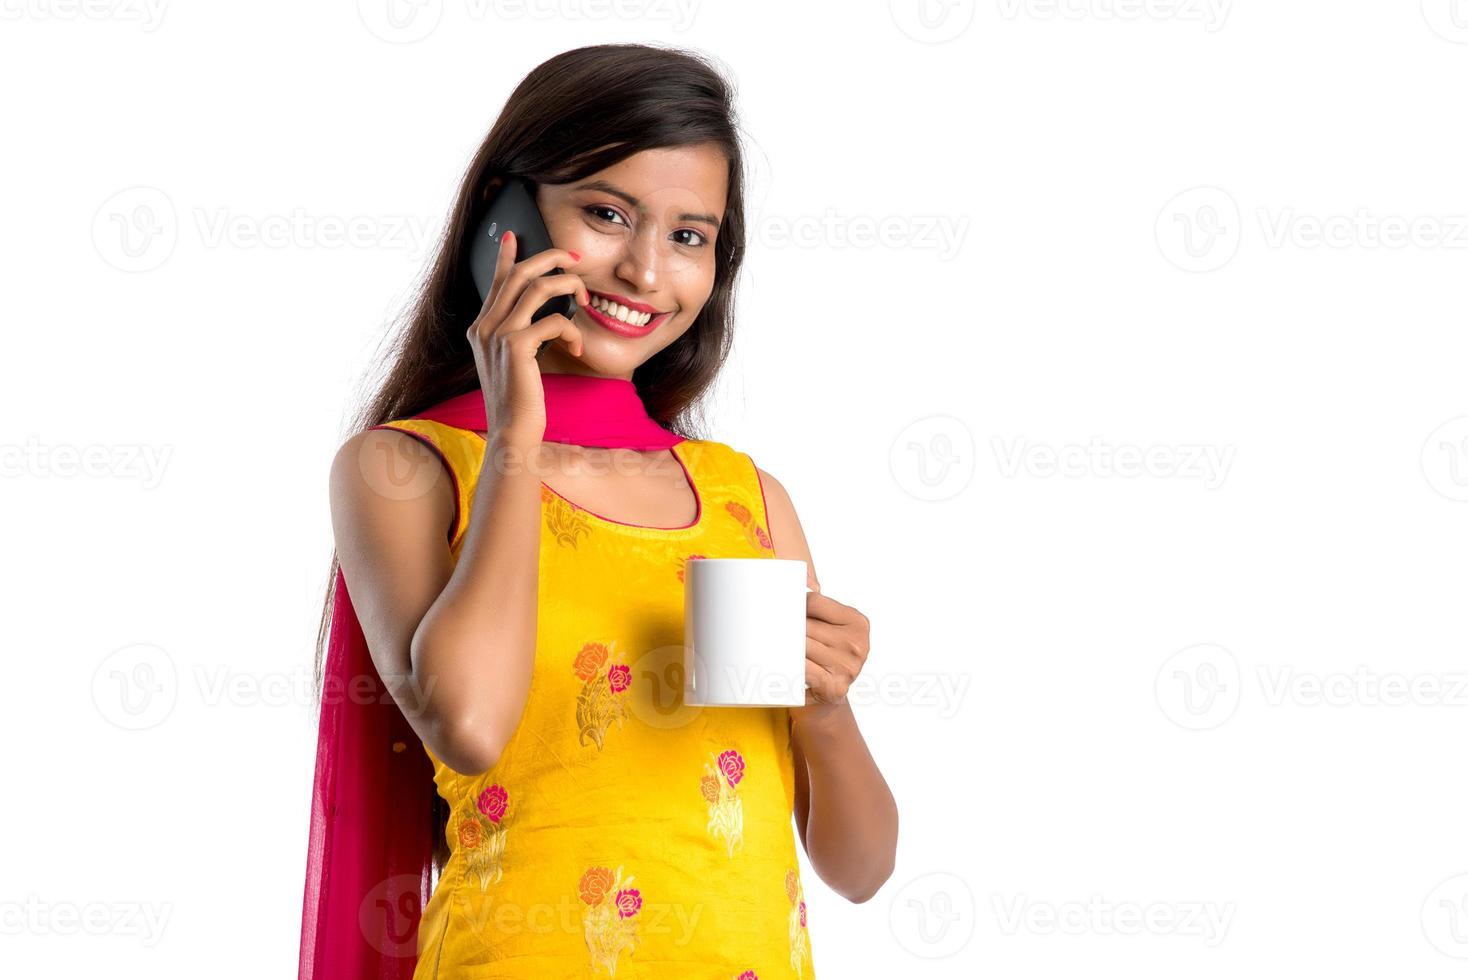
[328,427,457,545]
[752,464,819,589]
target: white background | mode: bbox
[4,1,1468,976]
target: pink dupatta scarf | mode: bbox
[298,373,681,979]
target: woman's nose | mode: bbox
[615,230,662,288]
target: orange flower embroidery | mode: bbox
[574,642,610,682]
[543,485,592,548]
[458,783,510,892]
[580,866,615,906]
[580,865,640,975]
[574,640,631,750]
[724,499,773,553]
[703,748,745,857]
[787,867,810,976]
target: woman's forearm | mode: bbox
[793,702,898,903]
[411,435,542,772]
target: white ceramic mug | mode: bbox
[683,558,810,707]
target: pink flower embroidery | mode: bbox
[755,525,772,550]
[608,663,631,693]
[798,900,807,927]
[718,749,745,787]
[615,887,642,919]
[737,972,758,980]
[477,784,508,824]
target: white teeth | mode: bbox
[590,294,652,327]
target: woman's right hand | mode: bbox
[466,229,589,451]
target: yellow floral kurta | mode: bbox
[373,418,816,980]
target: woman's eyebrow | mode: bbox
[573,179,721,228]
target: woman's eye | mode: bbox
[672,229,708,248]
[586,205,627,227]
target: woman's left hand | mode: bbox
[791,565,870,724]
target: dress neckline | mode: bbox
[465,431,706,534]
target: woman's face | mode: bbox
[533,144,728,379]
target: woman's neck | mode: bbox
[534,348,633,382]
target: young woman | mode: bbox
[299,44,898,980]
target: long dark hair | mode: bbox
[312,43,747,873]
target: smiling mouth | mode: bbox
[584,291,670,329]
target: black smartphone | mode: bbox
[466,176,578,324]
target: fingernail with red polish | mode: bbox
[568,250,581,262]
